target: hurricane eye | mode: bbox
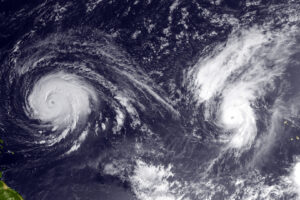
[46,94,58,106]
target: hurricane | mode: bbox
[188,26,297,150]
[0,28,179,198]
[27,71,98,145]
[1,0,300,200]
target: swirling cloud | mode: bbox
[26,71,98,145]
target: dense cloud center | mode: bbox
[27,72,97,131]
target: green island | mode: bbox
[0,180,24,200]
[0,139,24,200]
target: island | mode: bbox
[0,180,24,200]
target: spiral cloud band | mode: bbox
[2,29,176,157]
[27,71,97,145]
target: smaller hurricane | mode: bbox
[187,25,297,150]
[26,71,98,145]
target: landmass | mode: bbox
[0,180,24,200]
